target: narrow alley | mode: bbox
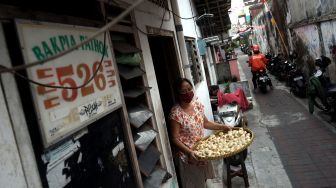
[208,50,336,188]
[244,50,336,187]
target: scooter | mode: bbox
[269,54,286,77]
[308,56,336,121]
[256,69,272,93]
[288,67,306,98]
[214,102,248,166]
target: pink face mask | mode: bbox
[180,91,194,103]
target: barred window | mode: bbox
[185,38,203,84]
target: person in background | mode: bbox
[249,45,272,90]
[169,78,231,188]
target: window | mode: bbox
[185,38,203,84]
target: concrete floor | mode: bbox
[206,50,336,188]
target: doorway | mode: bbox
[148,36,181,124]
[148,35,181,186]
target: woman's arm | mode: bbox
[170,120,194,155]
[170,120,205,164]
[203,115,231,131]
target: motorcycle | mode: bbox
[241,44,251,55]
[267,54,284,76]
[256,69,272,93]
[308,56,336,121]
[279,60,296,81]
[210,85,250,166]
[287,66,307,98]
[214,102,248,166]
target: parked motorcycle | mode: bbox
[211,84,249,166]
[308,56,336,121]
[267,54,285,76]
[287,65,307,98]
[240,44,251,55]
[278,60,295,81]
[215,103,248,166]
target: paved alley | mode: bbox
[208,50,336,188]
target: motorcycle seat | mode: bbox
[219,111,235,117]
[327,84,336,95]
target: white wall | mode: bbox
[0,24,29,188]
[123,2,216,186]
[1,23,42,188]
[179,0,201,38]
[178,0,214,127]
[124,1,180,187]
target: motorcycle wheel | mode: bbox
[227,149,248,167]
[259,85,267,93]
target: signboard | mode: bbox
[16,20,122,147]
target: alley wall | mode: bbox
[287,0,336,83]
[125,0,216,185]
[251,0,336,83]
[178,0,215,125]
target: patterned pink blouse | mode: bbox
[169,99,205,162]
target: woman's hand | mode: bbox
[222,125,232,131]
[188,151,206,166]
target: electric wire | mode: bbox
[0,0,145,74]
[112,0,196,20]
[133,6,167,35]
[165,7,197,20]
[188,0,199,37]
[4,31,107,89]
[2,0,108,89]
[3,9,110,89]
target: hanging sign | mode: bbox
[16,20,122,147]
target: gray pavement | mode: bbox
[207,50,336,188]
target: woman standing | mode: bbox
[169,78,231,188]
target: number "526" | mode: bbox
[36,60,116,109]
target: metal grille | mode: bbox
[185,39,203,84]
[148,0,168,8]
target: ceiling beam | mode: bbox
[196,0,229,8]
[199,3,230,8]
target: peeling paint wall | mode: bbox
[252,10,269,53]
[293,25,321,59]
[286,0,336,83]
[287,0,336,25]
[320,20,336,83]
[251,0,336,83]
[251,0,289,55]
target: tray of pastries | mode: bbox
[192,127,254,160]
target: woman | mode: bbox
[169,78,231,188]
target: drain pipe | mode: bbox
[170,0,193,81]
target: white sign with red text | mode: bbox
[16,20,122,147]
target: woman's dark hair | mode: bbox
[173,77,193,104]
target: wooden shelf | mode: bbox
[118,64,145,80]
[124,88,146,98]
[144,167,170,188]
[114,42,141,54]
[128,105,153,128]
[134,125,157,151]
[138,145,161,177]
